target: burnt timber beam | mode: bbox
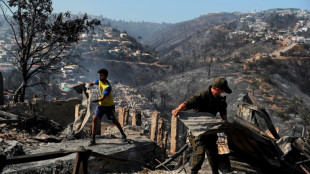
[5,150,80,165]
[155,144,188,169]
[72,150,92,174]
[90,151,153,169]
[0,119,19,124]
[0,110,19,120]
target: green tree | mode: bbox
[0,0,100,102]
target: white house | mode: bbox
[120,32,128,38]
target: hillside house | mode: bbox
[94,39,120,45]
[0,63,13,72]
[132,50,141,57]
[121,41,132,46]
[61,65,78,78]
[80,33,88,38]
[109,48,120,54]
[277,35,284,40]
[104,27,113,33]
[120,32,128,38]
[304,38,310,45]
[298,27,308,32]
[95,39,109,46]
[292,36,305,43]
[0,50,7,62]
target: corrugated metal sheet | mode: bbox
[179,112,224,137]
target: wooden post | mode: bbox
[170,115,178,154]
[72,149,91,174]
[132,109,142,126]
[118,107,125,127]
[157,118,164,145]
[132,110,137,126]
[136,110,142,126]
[0,154,6,173]
[75,104,81,121]
[124,108,129,126]
[162,131,168,159]
[150,112,159,141]
[157,118,166,161]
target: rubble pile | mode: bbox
[0,101,70,160]
[0,140,25,157]
[0,81,191,174]
[113,83,158,124]
[7,159,74,174]
[0,83,164,174]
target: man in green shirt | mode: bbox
[172,77,232,174]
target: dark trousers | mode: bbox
[191,134,219,174]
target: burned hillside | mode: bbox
[0,3,309,173]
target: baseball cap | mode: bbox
[212,77,232,94]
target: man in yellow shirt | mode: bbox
[87,68,126,146]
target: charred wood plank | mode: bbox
[72,150,92,174]
[296,159,310,165]
[155,159,170,171]
[300,165,310,174]
[90,151,152,169]
[0,110,19,120]
[293,138,310,159]
[230,160,257,173]
[155,144,188,169]
[0,155,6,173]
[6,150,80,165]
[0,119,19,124]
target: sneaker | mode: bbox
[121,134,127,142]
[88,139,96,146]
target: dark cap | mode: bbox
[212,77,232,94]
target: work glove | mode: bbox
[85,83,90,89]
[91,99,99,103]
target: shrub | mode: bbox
[260,73,272,84]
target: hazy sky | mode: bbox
[52,0,310,23]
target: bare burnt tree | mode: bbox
[0,0,100,102]
[159,90,170,110]
[250,78,259,95]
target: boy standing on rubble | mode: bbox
[86,68,126,146]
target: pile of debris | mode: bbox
[0,106,65,149]
[0,83,163,173]
[113,83,158,122]
[170,94,310,174]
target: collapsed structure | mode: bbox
[1,83,310,173]
[175,94,310,173]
